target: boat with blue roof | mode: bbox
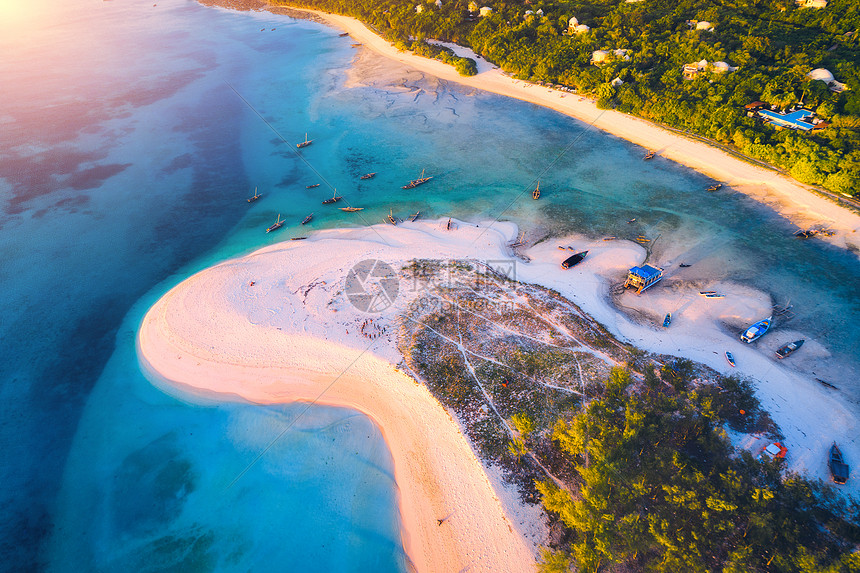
[740,317,772,343]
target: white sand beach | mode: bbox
[139,220,858,572]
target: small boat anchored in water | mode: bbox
[266,214,284,233]
[301,213,313,225]
[306,183,320,189]
[829,443,849,485]
[706,183,723,192]
[360,172,376,180]
[387,209,398,225]
[340,206,364,212]
[247,187,261,203]
[410,211,420,222]
[740,317,772,343]
[532,181,540,200]
[296,133,313,148]
[644,151,656,160]
[322,190,342,204]
[775,339,804,359]
[561,251,588,269]
[402,169,433,189]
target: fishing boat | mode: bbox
[296,133,313,148]
[265,214,284,233]
[306,183,320,189]
[775,339,804,359]
[561,251,588,269]
[340,206,364,212]
[322,190,342,204]
[794,229,819,239]
[699,291,717,296]
[627,218,636,224]
[247,187,261,203]
[387,209,397,225]
[402,169,433,189]
[410,211,420,222]
[725,351,736,367]
[532,181,540,200]
[662,313,672,328]
[291,236,307,241]
[829,443,849,485]
[740,317,772,343]
[644,151,656,160]
[301,212,313,225]
[447,218,452,230]
[360,172,376,180]
[603,236,616,241]
[706,183,723,192]
[703,293,725,299]
[339,32,349,37]
[679,263,692,268]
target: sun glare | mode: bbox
[0,0,50,34]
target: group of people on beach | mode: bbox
[359,318,387,340]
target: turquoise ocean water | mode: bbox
[1,0,858,569]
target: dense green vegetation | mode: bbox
[537,366,860,572]
[278,0,859,196]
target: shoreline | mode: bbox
[203,0,860,253]
[138,220,858,571]
[137,222,541,573]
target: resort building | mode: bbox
[686,20,715,31]
[807,68,849,93]
[682,59,708,80]
[757,108,829,131]
[796,0,827,7]
[624,265,664,294]
[711,61,737,73]
[479,6,492,16]
[744,101,767,116]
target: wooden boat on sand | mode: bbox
[775,339,804,359]
[829,443,849,484]
[410,211,420,222]
[725,351,736,367]
[561,251,588,269]
[740,317,772,343]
